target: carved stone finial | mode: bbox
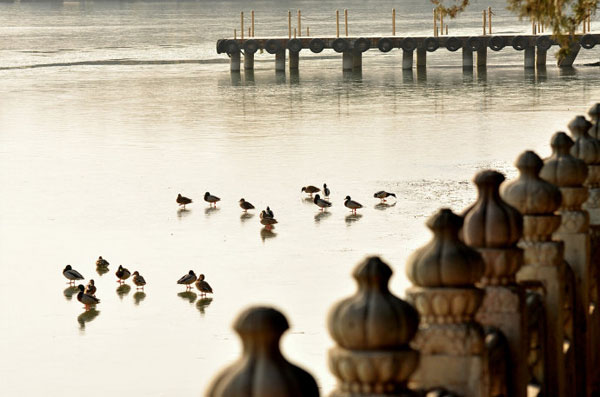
[462,170,523,249]
[540,132,588,188]
[406,209,484,288]
[328,256,420,396]
[501,151,563,242]
[587,103,600,139]
[568,116,600,167]
[207,306,319,397]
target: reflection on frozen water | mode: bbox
[177,208,192,219]
[314,211,332,223]
[96,266,110,276]
[301,197,314,206]
[196,297,213,315]
[374,202,397,211]
[240,213,254,223]
[133,291,146,305]
[204,207,219,217]
[177,291,197,304]
[345,213,363,225]
[116,284,131,300]
[77,308,100,331]
[260,227,277,242]
[63,286,79,301]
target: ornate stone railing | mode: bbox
[206,103,600,397]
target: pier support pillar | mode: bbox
[536,48,547,67]
[402,50,413,70]
[352,50,362,70]
[230,51,241,72]
[243,52,254,70]
[275,50,286,71]
[524,46,535,68]
[462,47,473,69]
[477,47,487,67]
[416,48,426,67]
[289,51,299,70]
[558,43,581,67]
[342,51,353,71]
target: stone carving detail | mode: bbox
[477,286,521,314]
[540,132,588,188]
[588,103,600,140]
[207,306,319,397]
[568,116,600,168]
[411,323,484,355]
[328,257,420,396]
[406,208,484,288]
[519,240,564,268]
[501,150,562,216]
[463,170,523,249]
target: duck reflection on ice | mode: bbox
[345,213,363,225]
[314,211,332,223]
[116,284,131,300]
[196,297,213,315]
[204,207,219,217]
[77,308,100,330]
[178,291,197,304]
[96,266,110,276]
[240,212,254,223]
[260,227,277,242]
[177,208,192,219]
[133,291,146,305]
[63,286,79,301]
[374,202,397,211]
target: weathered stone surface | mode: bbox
[540,132,588,187]
[477,247,523,286]
[463,170,523,249]
[407,287,483,324]
[521,215,562,242]
[406,209,484,288]
[588,103,600,140]
[207,306,319,397]
[568,116,600,167]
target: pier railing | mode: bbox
[204,103,600,397]
[217,34,599,72]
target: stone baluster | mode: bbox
[405,208,497,397]
[539,131,591,397]
[327,256,420,396]
[501,150,575,396]
[206,306,319,397]
[462,170,528,397]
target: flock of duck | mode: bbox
[63,184,395,311]
[62,258,213,311]
[177,185,397,229]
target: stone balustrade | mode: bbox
[206,103,600,397]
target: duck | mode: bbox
[95,256,109,268]
[313,194,332,211]
[204,192,221,207]
[301,185,320,197]
[85,279,97,296]
[260,211,278,229]
[265,206,274,218]
[132,271,146,290]
[63,265,84,285]
[374,191,396,202]
[344,196,363,214]
[323,183,330,198]
[177,270,197,290]
[115,265,131,284]
[239,198,255,212]
[176,193,193,209]
[195,274,213,297]
[77,284,100,310]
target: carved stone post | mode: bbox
[206,306,319,397]
[587,103,600,140]
[327,256,420,396]
[539,131,591,397]
[462,170,528,397]
[405,209,492,397]
[569,115,600,395]
[501,150,575,396]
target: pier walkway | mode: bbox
[216,34,599,72]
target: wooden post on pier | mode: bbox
[248,28,251,38]
[489,7,492,34]
[344,9,348,37]
[298,10,301,37]
[433,9,438,37]
[307,27,310,36]
[392,8,396,36]
[241,12,244,40]
[483,10,486,35]
[251,10,254,37]
[588,12,592,32]
[294,27,297,39]
[288,10,292,39]
[440,12,444,35]
[234,29,237,40]
[336,10,340,38]
[446,25,448,35]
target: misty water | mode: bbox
[0,0,598,395]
